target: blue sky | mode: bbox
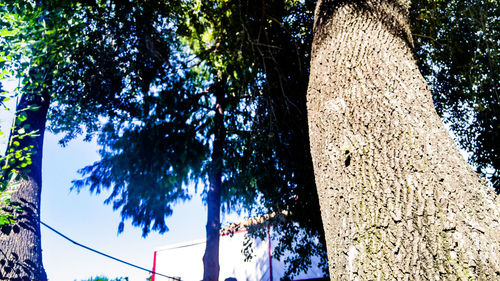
[1,79,242,281]
[41,132,207,281]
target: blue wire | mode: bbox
[40,220,180,281]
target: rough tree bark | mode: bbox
[306,0,500,280]
[0,89,49,280]
[203,81,226,281]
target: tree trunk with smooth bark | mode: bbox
[203,82,226,281]
[306,0,500,279]
[0,89,50,280]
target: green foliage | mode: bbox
[411,0,500,191]
[2,0,494,278]
[179,1,328,278]
[79,276,129,281]
[0,187,22,226]
[0,0,46,225]
[186,0,500,276]
[0,0,87,225]
[72,71,209,236]
[44,0,210,236]
[46,0,327,277]
[48,0,183,144]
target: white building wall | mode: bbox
[152,227,326,281]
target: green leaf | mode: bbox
[0,29,16,37]
[17,112,27,122]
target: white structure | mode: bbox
[151,225,327,281]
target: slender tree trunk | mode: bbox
[203,82,226,281]
[0,88,50,280]
[306,0,500,279]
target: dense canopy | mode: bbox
[0,0,498,279]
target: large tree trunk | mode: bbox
[203,82,226,281]
[0,89,50,280]
[306,0,500,279]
